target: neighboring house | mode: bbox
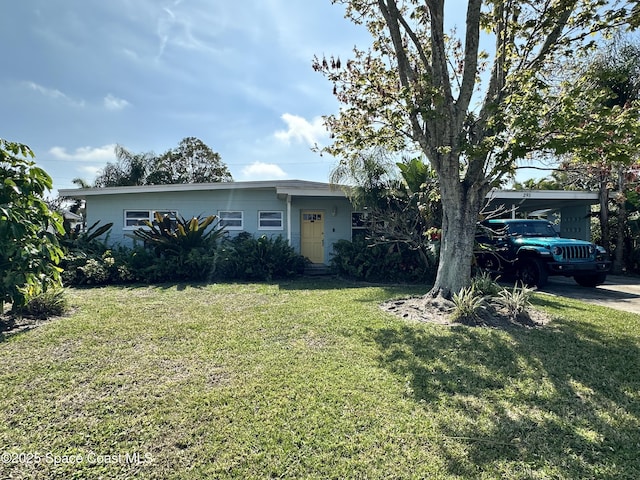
[61,210,83,231]
[58,180,354,265]
[59,181,602,264]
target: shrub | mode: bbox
[451,286,487,323]
[215,233,306,281]
[471,271,502,296]
[330,236,436,283]
[495,282,535,320]
[20,288,68,319]
[131,213,225,257]
[1,140,64,311]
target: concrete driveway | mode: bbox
[536,275,640,315]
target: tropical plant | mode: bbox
[0,139,65,311]
[132,212,225,257]
[59,220,113,251]
[315,1,633,298]
[332,153,442,276]
[495,282,536,321]
[94,137,232,187]
[330,236,436,283]
[450,286,487,324]
[215,233,307,281]
[20,288,68,319]
[471,271,502,297]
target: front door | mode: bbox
[301,211,324,263]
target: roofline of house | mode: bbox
[58,180,352,198]
[59,180,600,203]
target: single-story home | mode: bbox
[59,180,353,265]
[59,181,601,264]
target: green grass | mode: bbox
[1,279,639,479]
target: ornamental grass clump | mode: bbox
[451,285,487,323]
[496,282,536,320]
[471,271,502,296]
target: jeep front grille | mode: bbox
[561,245,592,260]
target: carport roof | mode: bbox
[484,189,599,213]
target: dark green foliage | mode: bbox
[127,213,224,282]
[128,247,217,283]
[94,137,233,187]
[215,233,307,281]
[330,235,436,284]
[132,212,225,257]
[59,221,119,286]
[59,220,113,251]
[0,139,65,311]
[61,218,305,284]
[19,288,68,319]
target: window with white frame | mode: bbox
[258,211,283,230]
[124,210,178,229]
[218,210,243,230]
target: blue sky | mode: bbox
[1,0,376,192]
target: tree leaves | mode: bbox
[94,137,232,187]
[0,139,64,310]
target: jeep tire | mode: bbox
[574,273,607,288]
[518,258,548,287]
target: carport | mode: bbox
[484,189,600,241]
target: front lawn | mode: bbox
[1,279,639,479]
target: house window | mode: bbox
[352,212,367,230]
[124,210,177,229]
[125,211,151,228]
[258,211,283,230]
[218,211,243,230]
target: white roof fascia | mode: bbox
[58,180,340,198]
[275,186,348,198]
[487,189,599,201]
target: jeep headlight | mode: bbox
[552,246,563,256]
[589,245,596,255]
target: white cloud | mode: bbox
[24,81,85,107]
[77,165,103,178]
[48,144,117,162]
[274,113,328,147]
[104,94,130,111]
[241,161,288,180]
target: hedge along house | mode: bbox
[58,180,354,265]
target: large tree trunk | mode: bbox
[428,160,489,299]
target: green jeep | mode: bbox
[475,219,611,288]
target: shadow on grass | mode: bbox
[370,317,640,478]
[278,275,429,297]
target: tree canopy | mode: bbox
[94,137,232,187]
[316,0,635,297]
[0,139,64,311]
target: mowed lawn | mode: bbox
[1,279,639,479]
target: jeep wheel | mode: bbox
[574,273,607,288]
[518,259,548,287]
